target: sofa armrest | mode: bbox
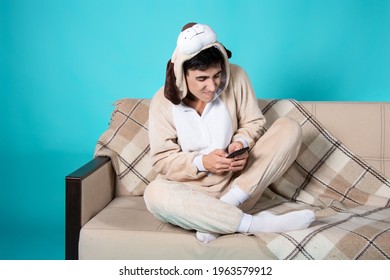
[65,156,115,260]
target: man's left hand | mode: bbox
[227,142,249,172]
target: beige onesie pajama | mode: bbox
[144,23,314,239]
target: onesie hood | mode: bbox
[164,23,232,104]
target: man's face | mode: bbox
[185,64,222,104]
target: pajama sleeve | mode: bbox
[148,89,208,181]
[230,65,266,148]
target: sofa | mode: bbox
[65,99,390,260]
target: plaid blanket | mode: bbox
[95,99,157,196]
[95,98,390,259]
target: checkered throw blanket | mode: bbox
[95,98,390,259]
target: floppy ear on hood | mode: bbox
[222,44,232,59]
[164,59,181,105]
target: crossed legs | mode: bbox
[144,118,315,243]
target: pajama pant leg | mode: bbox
[144,179,243,234]
[232,117,302,213]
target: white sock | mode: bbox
[196,186,250,243]
[237,209,315,233]
[196,232,221,243]
[220,185,250,206]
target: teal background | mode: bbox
[1,0,389,259]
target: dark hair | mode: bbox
[183,46,225,74]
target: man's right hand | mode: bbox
[202,149,234,175]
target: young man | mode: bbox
[144,23,315,243]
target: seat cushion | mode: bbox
[79,196,276,259]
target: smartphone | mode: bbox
[226,147,249,158]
